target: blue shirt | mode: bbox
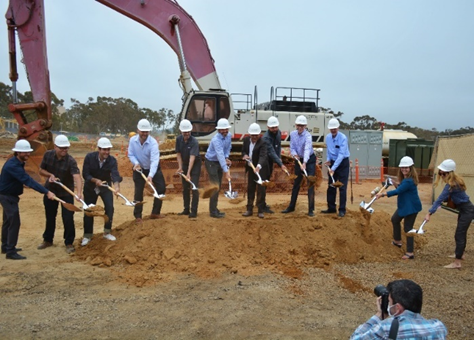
[387,178,422,217]
[326,131,350,171]
[350,310,447,340]
[128,135,160,178]
[205,132,232,172]
[0,156,48,196]
[429,183,471,215]
[289,130,313,163]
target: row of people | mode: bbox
[1,117,471,270]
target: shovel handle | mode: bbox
[54,181,78,199]
[52,196,66,204]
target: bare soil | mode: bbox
[0,139,472,339]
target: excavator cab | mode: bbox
[183,92,232,137]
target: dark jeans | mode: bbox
[288,154,316,213]
[392,210,417,253]
[246,170,266,213]
[205,159,223,214]
[83,186,114,237]
[133,168,166,218]
[43,195,75,246]
[326,157,350,213]
[0,194,21,255]
[454,201,474,259]
[181,164,201,214]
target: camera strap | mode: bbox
[388,317,399,340]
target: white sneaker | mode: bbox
[81,237,91,246]
[103,233,116,241]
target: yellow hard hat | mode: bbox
[129,132,136,138]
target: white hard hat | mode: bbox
[398,156,414,167]
[97,137,113,149]
[216,118,231,129]
[248,123,261,135]
[295,115,307,125]
[12,139,33,152]
[54,134,71,147]
[179,119,193,132]
[327,118,340,129]
[438,159,456,172]
[137,118,152,131]
[267,116,279,128]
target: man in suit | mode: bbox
[241,123,269,218]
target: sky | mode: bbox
[1,0,474,131]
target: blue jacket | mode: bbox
[387,178,422,217]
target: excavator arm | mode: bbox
[5,0,227,153]
[6,0,53,150]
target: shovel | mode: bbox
[53,180,95,211]
[408,220,427,234]
[52,196,82,212]
[359,178,393,214]
[294,156,317,186]
[100,182,144,207]
[325,164,343,188]
[224,166,238,199]
[245,159,271,187]
[136,169,166,200]
[177,172,198,190]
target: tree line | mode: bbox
[1,81,472,139]
[0,82,175,135]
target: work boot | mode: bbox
[177,210,190,216]
[150,214,165,219]
[188,212,197,218]
[242,211,253,217]
[6,253,26,260]
[37,241,53,250]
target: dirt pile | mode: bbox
[74,204,424,287]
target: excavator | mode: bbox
[5,0,333,189]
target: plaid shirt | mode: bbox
[350,311,447,340]
[40,150,80,197]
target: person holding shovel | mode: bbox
[281,115,316,217]
[128,118,166,223]
[262,116,288,214]
[0,140,56,260]
[424,159,474,269]
[81,137,122,246]
[322,118,350,217]
[204,118,232,218]
[176,119,201,218]
[37,134,83,254]
[375,156,422,260]
[242,123,269,219]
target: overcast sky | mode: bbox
[2,0,473,131]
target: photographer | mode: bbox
[350,279,447,340]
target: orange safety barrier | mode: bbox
[355,158,359,184]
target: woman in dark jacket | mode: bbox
[425,159,474,269]
[376,156,422,260]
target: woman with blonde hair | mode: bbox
[376,156,422,260]
[425,159,474,269]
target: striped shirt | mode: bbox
[128,135,160,178]
[350,311,447,340]
[289,129,313,163]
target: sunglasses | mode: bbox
[438,171,449,177]
[58,146,69,150]
[296,124,306,127]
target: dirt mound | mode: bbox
[74,204,425,287]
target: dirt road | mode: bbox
[0,139,472,339]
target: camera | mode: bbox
[374,284,389,315]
